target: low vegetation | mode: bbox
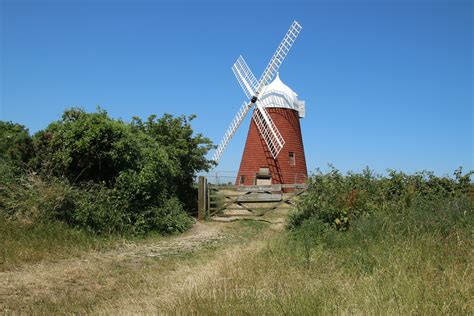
[163,167,473,314]
[0,213,119,271]
[289,165,472,231]
[0,220,267,313]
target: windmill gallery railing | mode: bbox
[196,173,308,220]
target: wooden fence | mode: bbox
[197,176,307,220]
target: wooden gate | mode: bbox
[197,176,307,220]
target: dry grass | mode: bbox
[1,198,472,314]
[94,236,270,314]
[160,207,474,315]
[0,215,120,271]
[0,220,268,314]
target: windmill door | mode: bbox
[255,167,272,185]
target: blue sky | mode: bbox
[1,0,472,177]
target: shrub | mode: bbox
[0,121,33,166]
[59,184,130,235]
[1,108,214,236]
[148,198,193,234]
[131,114,215,212]
[0,161,76,223]
[288,165,473,231]
[30,108,141,184]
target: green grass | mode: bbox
[0,215,117,271]
[164,197,473,315]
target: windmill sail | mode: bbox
[212,21,302,163]
[252,102,285,158]
[248,20,301,159]
[254,21,302,96]
[212,101,252,162]
[232,56,258,99]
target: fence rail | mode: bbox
[197,176,308,220]
[198,171,308,186]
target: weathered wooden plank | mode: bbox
[267,188,308,211]
[214,213,262,217]
[197,176,207,220]
[236,184,282,192]
[210,193,246,198]
[281,184,308,189]
[236,193,282,202]
[206,186,210,219]
[221,206,274,211]
[208,185,237,190]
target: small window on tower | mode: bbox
[240,175,245,185]
[289,152,295,166]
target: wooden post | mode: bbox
[206,186,210,219]
[198,176,208,220]
[204,177,208,219]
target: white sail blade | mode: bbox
[213,101,253,163]
[254,21,302,96]
[252,102,285,159]
[232,55,258,99]
[213,22,302,164]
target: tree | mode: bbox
[0,121,33,166]
[3,108,213,234]
[31,108,141,184]
[131,114,215,212]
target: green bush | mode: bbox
[288,165,473,231]
[60,184,129,235]
[130,114,214,211]
[1,108,213,236]
[290,192,473,260]
[0,122,33,166]
[148,198,193,234]
[1,160,70,221]
[30,108,141,184]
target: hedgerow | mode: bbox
[0,107,214,235]
[288,165,472,231]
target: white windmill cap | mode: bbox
[262,72,298,103]
[259,72,305,118]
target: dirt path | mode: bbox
[93,235,271,314]
[0,212,285,313]
[0,222,224,308]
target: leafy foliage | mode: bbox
[0,121,33,166]
[288,165,473,231]
[131,114,215,210]
[30,108,141,184]
[0,107,211,235]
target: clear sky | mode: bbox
[1,0,472,177]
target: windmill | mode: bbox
[213,21,307,188]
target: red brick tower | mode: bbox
[236,74,308,186]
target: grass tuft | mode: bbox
[0,215,116,271]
